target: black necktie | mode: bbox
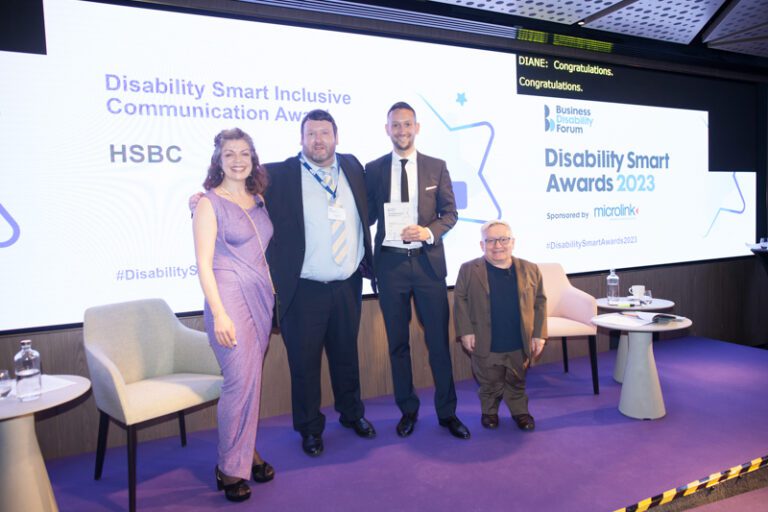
[400,158,409,203]
[399,158,411,244]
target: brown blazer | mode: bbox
[453,256,547,359]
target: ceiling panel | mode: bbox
[421,0,768,62]
[583,0,726,44]
[709,22,768,42]
[428,0,623,24]
[704,0,768,42]
[710,38,768,57]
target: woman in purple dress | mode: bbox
[193,128,275,502]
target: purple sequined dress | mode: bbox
[203,190,274,479]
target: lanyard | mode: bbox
[300,153,338,201]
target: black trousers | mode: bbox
[377,250,457,419]
[280,273,365,435]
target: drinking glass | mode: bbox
[0,369,11,399]
[642,289,653,305]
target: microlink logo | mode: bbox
[544,104,593,134]
[594,203,639,219]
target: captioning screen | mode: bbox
[0,0,756,331]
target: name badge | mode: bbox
[328,205,346,221]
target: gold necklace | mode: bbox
[217,187,255,209]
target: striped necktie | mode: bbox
[322,169,349,266]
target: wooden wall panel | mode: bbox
[0,257,764,460]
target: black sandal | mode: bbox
[251,461,275,483]
[215,466,251,502]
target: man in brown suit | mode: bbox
[453,220,547,431]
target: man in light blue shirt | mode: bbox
[264,110,376,457]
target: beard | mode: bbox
[391,135,413,152]
[306,143,334,166]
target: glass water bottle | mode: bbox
[606,269,620,306]
[14,339,42,401]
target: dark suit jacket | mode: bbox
[453,256,547,359]
[364,152,457,279]
[264,153,373,321]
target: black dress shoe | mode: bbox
[301,433,324,457]
[215,466,251,502]
[438,416,471,439]
[396,412,418,438]
[251,461,275,483]
[513,413,536,431]
[481,414,499,429]
[340,417,377,438]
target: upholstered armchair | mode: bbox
[83,298,223,512]
[537,263,599,394]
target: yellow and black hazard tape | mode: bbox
[614,454,768,512]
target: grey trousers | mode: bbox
[471,349,529,416]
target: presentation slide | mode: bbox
[0,0,756,332]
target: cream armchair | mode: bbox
[83,298,223,512]
[537,263,599,394]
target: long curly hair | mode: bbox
[203,128,268,195]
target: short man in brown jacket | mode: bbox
[453,220,547,431]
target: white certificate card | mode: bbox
[383,202,412,241]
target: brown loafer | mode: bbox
[512,414,536,431]
[481,414,499,429]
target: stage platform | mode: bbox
[48,336,768,511]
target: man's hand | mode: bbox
[460,334,476,353]
[401,224,429,242]
[189,192,204,214]
[531,337,546,360]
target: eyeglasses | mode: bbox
[484,237,513,247]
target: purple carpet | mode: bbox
[48,336,768,511]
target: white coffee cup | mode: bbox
[628,285,645,298]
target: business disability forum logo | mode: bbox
[544,104,593,134]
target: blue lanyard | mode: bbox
[300,153,338,201]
